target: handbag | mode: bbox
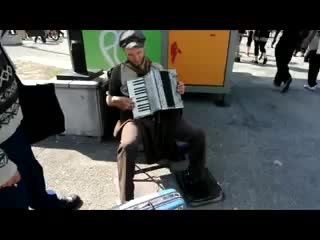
[0,43,65,144]
[17,78,65,144]
[1,41,66,147]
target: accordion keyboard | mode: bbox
[128,78,152,118]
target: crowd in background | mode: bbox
[236,30,320,93]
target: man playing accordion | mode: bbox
[106,30,224,205]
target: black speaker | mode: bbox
[70,40,87,74]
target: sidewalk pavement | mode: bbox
[4,38,72,77]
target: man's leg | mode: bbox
[281,44,297,93]
[247,31,253,56]
[41,35,46,43]
[173,118,223,202]
[235,32,242,62]
[260,41,267,64]
[117,121,140,203]
[253,40,259,63]
[1,126,61,209]
[274,43,292,87]
[174,118,206,181]
[306,51,320,88]
[1,126,82,209]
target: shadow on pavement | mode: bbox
[289,66,309,73]
[33,135,119,163]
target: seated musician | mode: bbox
[106,30,224,204]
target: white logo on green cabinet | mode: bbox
[82,30,162,70]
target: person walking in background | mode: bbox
[301,30,320,91]
[273,30,303,93]
[252,30,271,64]
[0,31,83,209]
[246,30,254,56]
[235,30,246,62]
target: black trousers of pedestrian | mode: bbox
[308,50,320,87]
[274,41,296,85]
[247,31,254,47]
[34,35,46,43]
[0,126,60,209]
[254,40,266,56]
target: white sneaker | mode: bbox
[304,84,317,91]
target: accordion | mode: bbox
[127,69,184,119]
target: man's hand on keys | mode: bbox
[112,96,135,111]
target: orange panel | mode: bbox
[168,30,230,86]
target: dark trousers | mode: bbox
[0,126,60,209]
[247,31,254,47]
[254,40,267,56]
[308,50,320,87]
[117,118,206,202]
[34,36,46,43]
[274,40,296,85]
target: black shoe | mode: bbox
[281,77,292,93]
[273,80,281,87]
[304,56,309,63]
[59,194,83,209]
[235,57,241,62]
[178,169,224,206]
[263,58,267,65]
[252,60,258,64]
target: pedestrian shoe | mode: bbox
[304,84,317,91]
[178,169,224,207]
[281,77,292,93]
[263,58,267,65]
[235,57,241,62]
[252,60,258,64]
[273,80,281,87]
[59,194,83,210]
